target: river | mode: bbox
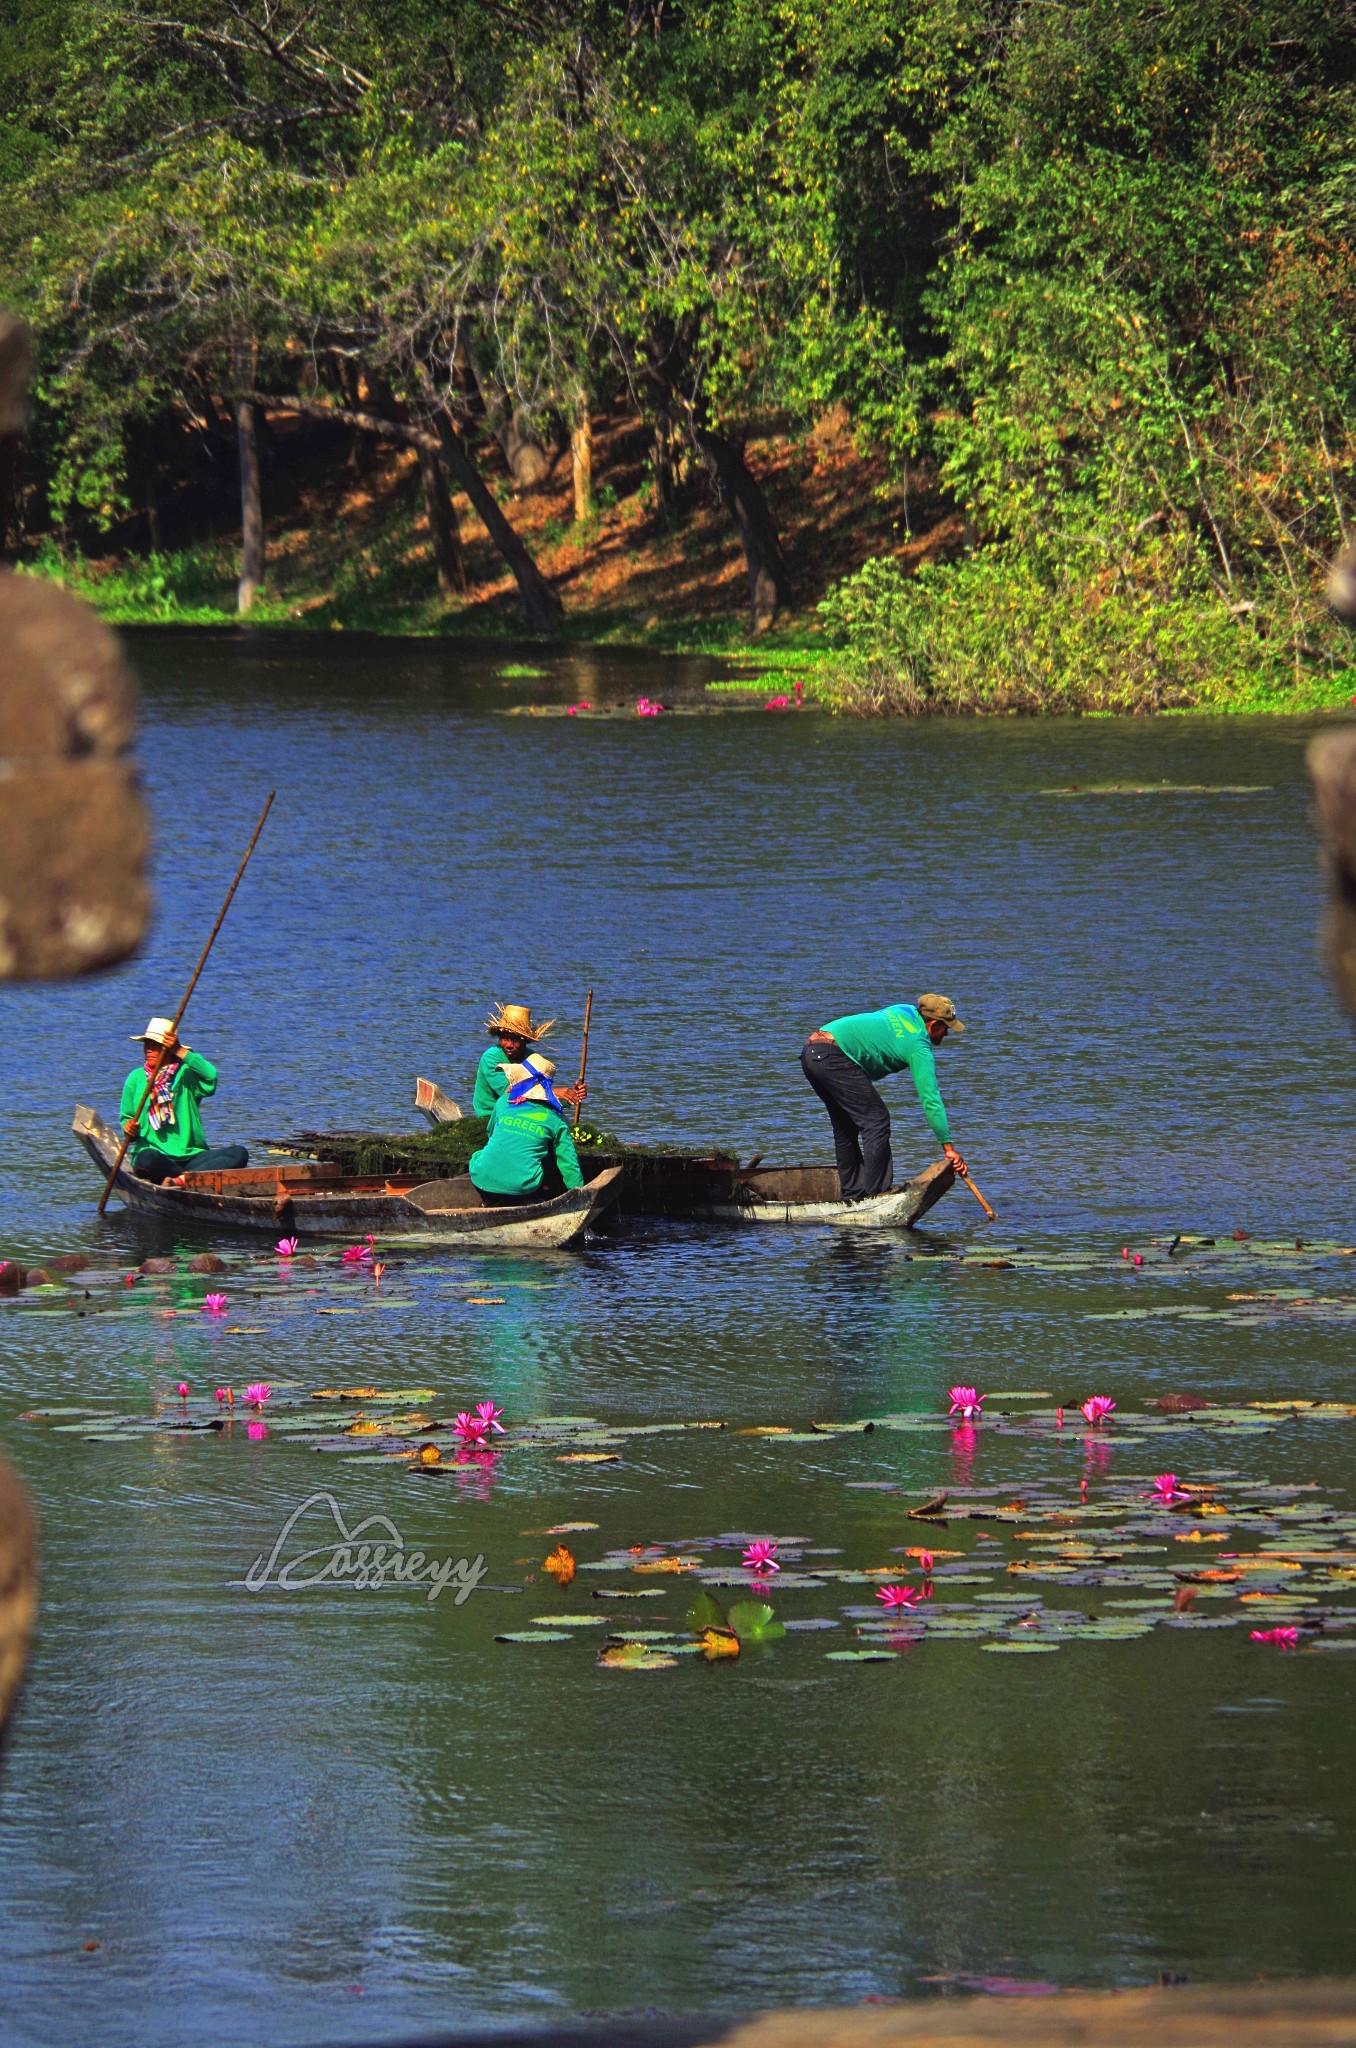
[0,632,1353,2046]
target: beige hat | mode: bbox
[131,1015,189,1050]
[917,993,965,1033]
[501,1057,557,1104]
[485,1001,554,1042]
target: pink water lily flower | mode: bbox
[1250,1626,1301,1649]
[452,1410,491,1444]
[214,1386,233,1407]
[948,1385,985,1421]
[1081,1395,1116,1426]
[243,1382,271,1409]
[275,1237,299,1257]
[474,1399,506,1436]
[1148,1472,1190,1504]
[636,696,662,717]
[341,1236,375,1264]
[203,1293,227,1315]
[742,1540,779,1573]
[877,1584,921,1609]
[917,1551,935,1574]
[764,694,792,711]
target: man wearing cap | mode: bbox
[119,1018,250,1185]
[469,1059,585,1206]
[473,1002,586,1117]
[800,995,968,1202]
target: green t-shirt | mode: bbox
[119,1050,218,1158]
[820,1004,950,1145]
[470,1100,583,1198]
[472,1045,512,1116]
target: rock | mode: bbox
[22,1270,50,1288]
[138,1256,176,1275]
[0,1265,24,1296]
[294,1254,318,1268]
[186,1253,227,1274]
[0,319,150,981]
[0,1449,37,1748]
[46,1253,86,1275]
[1309,729,1356,1028]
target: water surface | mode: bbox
[1,633,1353,2047]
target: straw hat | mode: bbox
[485,1001,554,1042]
[131,1015,190,1051]
[502,1058,556,1104]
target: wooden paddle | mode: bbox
[97,792,276,1215]
[573,988,593,1128]
[957,1164,996,1221]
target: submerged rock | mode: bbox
[186,1253,228,1274]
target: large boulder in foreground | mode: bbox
[0,1452,36,1748]
[1309,727,1356,1027]
[0,571,150,977]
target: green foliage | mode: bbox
[2,0,1353,707]
[815,552,1355,716]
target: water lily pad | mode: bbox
[496,1630,571,1644]
[982,1641,1061,1653]
[825,1649,898,1662]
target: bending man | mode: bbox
[120,1016,249,1185]
[801,994,968,1201]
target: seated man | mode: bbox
[120,1016,250,1185]
[469,1058,584,1206]
[474,1001,586,1116]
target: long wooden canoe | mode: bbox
[73,1104,622,1249]
[683,1156,956,1227]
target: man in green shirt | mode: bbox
[119,1016,250,1185]
[469,1060,584,1205]
[800,994,968,1201]
[473,1001,587,1117]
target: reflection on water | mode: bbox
[0,634,1354,2048]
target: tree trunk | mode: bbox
[694,427,793,632]
[419,444,468,595]
[235,396,264,614]
[483,377,563,490]
[572,408,594,524]
[652,411,677,528]
[433,414,563,632]
[0,315,30,564]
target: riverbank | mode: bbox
[19,399,1355,713]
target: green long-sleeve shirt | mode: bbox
[472,1046,512,1116]
[470,1100,583,1198]
[820,1004,950,1145]
[119,1050,218,1159]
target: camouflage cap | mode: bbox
[917,993,965,1033]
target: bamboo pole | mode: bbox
[97,793,275,1214]
[958,1166,996,1221]
[573,989,594,1128]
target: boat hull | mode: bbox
[689,1157,956,1227]
[73,1105,622,1249]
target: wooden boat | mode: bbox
[72,1104,622,1249]
[679,1155,956,1228]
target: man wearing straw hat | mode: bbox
[473,1002,587,1117]
[469,1058,585,1205]
[801,995,968,1202]
[119,1016,250,1185]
